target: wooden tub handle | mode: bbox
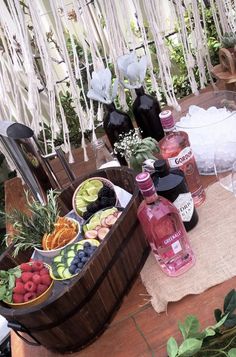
[7,321,41,346]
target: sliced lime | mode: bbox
[84,195,98,203]
[78,185,86,194]
[100,207,117,219]
[76,206,87,215]
[76,197,86,206]
[86,186,98,196]
[89,179,103,190]
[83,224,88,233]
[90,213,101,224]
[83,180,93,190]
[86,222,99,231]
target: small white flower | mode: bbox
[117,53,148,89]
[87,68,118,104]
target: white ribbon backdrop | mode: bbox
[0,0,235,163]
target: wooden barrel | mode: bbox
[0,167,150,353]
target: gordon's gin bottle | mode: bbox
[136,172,195,277]
[159,110,205,207]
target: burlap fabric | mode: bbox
[140,182,236,313]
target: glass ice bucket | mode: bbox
[173,90,236,175]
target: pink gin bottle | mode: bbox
[159,110,205,207]
[136,172,195,277]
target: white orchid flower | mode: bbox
[117,53,148,89]
[87,68,118,104]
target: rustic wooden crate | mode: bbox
[0,167,150,353]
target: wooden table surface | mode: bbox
[5,85,236,357]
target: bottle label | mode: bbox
[173,193,194,222]
[168,147,193,168]
[161,229,183,258]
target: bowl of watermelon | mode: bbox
[0,260,54,309]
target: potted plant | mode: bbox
[114,128,159,172]
[219,32,236,73]
[166,289,236,357]
[221,32,236,51]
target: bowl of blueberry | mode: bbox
[72,177,118,220]
[49,239,100,280]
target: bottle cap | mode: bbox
[136,172,156,197]
[136,172,151,189]
[159,110,175,130]
[154,159,168,176]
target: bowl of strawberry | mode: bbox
[0,260,53,309]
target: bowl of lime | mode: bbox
[72,177,118,220]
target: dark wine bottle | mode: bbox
[151,159,198,232]
[132,86,164,141]
[103,102,134,166]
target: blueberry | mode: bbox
[81,257,88,263]
[73,257,79,264]
[78,251,85,258]
[69,264,77,274]
[84,242,91,248]
[91,245,97,251]
[75,268,81,274]
[77,262,83,269]
[86,247,94,256]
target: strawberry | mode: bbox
[13,293,24,303]
[31,260,44,272]
[36,284,48,296]
[20,263,32,272]
[13,282,25,295]
[21,272,33,283]
[24,281,36,292]
[39,268,49,276]
[32,274,41,285]
[40,274,52,287]
[24,292,36,302]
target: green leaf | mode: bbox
[0,285,6,300]
[0,285,7,300]
[228,348,236,357]
[8,274,15,290]
[179,322,187,339]
[203,327,216,338]
[214,308,222,322]
[4,290,12,303]
[179,316,200,339]
[223,314,236,328]
[167,337,178,357]
[0,270,8,279]
[8,267,21,278]
[178,338,202,356]
[224,289,236,315]
[211,313,228,330]
[14,269,22,278]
